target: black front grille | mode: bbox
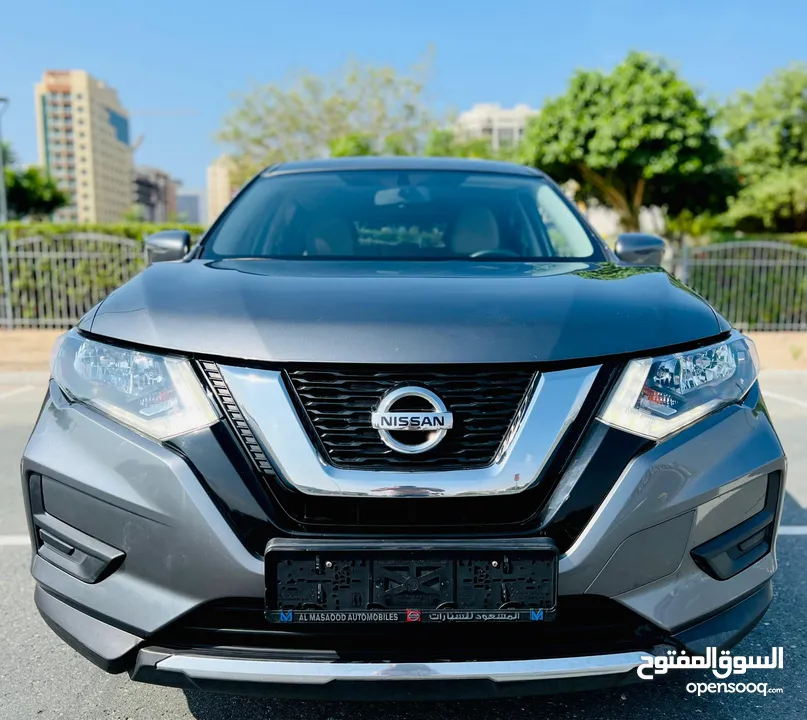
[287,367,536,470]
[151,595,666,662]
[195,360,629,542]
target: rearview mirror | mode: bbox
[374,186,431,206]
[615,233,666,266]
[145,230,191,265]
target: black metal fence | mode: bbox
[675,241,807,331]
[1,232,806,331]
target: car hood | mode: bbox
[86,259,727,364]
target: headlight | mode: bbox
[598,333,759,440]
[51,332,219,441]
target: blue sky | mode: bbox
[1,0,805,199]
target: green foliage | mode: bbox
[329,133,376,157]
[722,166,807,231]
[706,231,807,249]
[721,65,807,232]
[424,129,496,159]
[217,52,436,183]
[1,222,206,241]
[664,210,722,243]
[520,52,733,231]
[4,166,69,220]
[0,140,17,166]
[2,141,69,219]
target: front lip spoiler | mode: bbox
[144,650,648,684]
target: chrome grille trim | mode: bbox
[216,364,601,498]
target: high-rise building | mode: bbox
[454,103,539,152]
[206,155,235,223]
[35,70,133,223]
[133,167,181,222]
[176,193,201,224]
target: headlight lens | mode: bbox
[598,333,759,439]
[51,332,219,440]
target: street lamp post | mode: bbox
[0,97,9,223]
[0,96,13,328]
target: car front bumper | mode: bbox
[22,380,786,698]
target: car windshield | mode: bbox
[201,169,602,261]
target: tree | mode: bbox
[4,167,69,220]
[721,64,807,232]
[424,129,496,159]
[520,52,733,231]
[328,133,375,158]
[328,127,500,160]
[1,140,17,167]
[1,141,69,220]
[217,53,436,183]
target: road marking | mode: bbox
[0,535,30,546]
[763,391,807,410]
[0,385,34,401]
[779,525,807,535]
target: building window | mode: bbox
[498,128,515,147]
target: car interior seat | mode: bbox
[450,206,501,256]
[304,216,357,256]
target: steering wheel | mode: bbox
[469,248,520,258]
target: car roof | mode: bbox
[263,156,545,178]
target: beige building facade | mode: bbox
[206,155,235,223]
[455,103,539,152]
[35,70,133,223]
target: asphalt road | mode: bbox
[1,370,806,720]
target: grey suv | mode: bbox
[22,158,786,700]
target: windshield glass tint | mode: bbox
[202,170,600,261]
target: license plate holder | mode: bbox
[265,538,558,624]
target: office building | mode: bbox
[176,193,201,224]
[133,167,181,223]
[35,70,133,223]
[207,155,235,222]
[454,103,539,152]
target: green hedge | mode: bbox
[1,222,207,242]
[705,231,807,250]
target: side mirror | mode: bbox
[145,230,191,265]
[615,233,666,266]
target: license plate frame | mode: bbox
[265,538,558,624]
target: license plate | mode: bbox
[265,539,557,623]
